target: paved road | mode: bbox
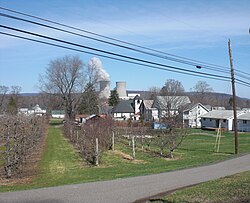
[1,154,250,203]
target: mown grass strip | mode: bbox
[154,171,250,203]
[0,125,250,192]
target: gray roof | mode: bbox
[238,112,250,120]
[184,103,210,112]
[201,110,240,119]
[153,96,191,110]
[142,100,154,109]
[112,100,134,113]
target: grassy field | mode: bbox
[0,121,250,192]
[151,171,250,203]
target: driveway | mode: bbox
[1,154,250,203]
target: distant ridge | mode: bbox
[20,93,39,96]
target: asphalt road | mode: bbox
[1,154,250,203]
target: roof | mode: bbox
[112,100,134,113]
[51,110,65,115]
[238,112,250,120]
[153,96,191,110]
[184,103,210,112]
[201,110,239,119]
[133,95,142,100]
[142,100,154,109]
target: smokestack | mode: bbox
[116,81,128,100]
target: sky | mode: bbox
[0,0,250,98]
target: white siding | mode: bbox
[238,120,250,132]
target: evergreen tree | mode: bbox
[78,83,99,115]
[7,96,18,115]
[108,90,119,106]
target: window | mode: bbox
[223,119,226,123]
[210,119,212,122]
[243,120,247,124]
[203,118,206,121]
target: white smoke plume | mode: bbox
[88,57,110,81]
[88,57,110,99]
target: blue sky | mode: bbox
[0,0,249,98]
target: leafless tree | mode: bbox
[158,79,186,118]
[148,86,161,100]
[192,80,213,94]
[154,119,188,158]
[191,80,213,104]
[0,115,47,178]
[160,79,185,96]
[64,117,113,165]
[39,55,88,120]
[0,85,9,113]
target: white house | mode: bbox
[19,104,46,116]
[139,100,159,121]
[152,96,191,119]
[51,110,65,119]
[112,100,135,120]
[112,95,144,121]
[183,103,210,128]
[237,112,250,132]
[201,110,245,131]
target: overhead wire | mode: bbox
[0,6,249,88]
[0,24,233,81]
[0,12,231,75]
[2,6,248,75]
[1,30,249,88]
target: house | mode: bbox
[112,100,135,120]
[139,100,158,121]
[112,95,143,121]
[31,104,46,116]
[237,112,250,132]
[183,103,210,128]
[152,96,191,119]
[19,104,46,116]
[201,110,245,131]
[51,110,65,119]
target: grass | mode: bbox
[151,171,250,203]
[0,123,250,192]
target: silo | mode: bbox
[99,80,110,99]
[116,81,127,99]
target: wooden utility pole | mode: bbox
[228,39,239,154]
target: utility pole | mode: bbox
[228,39,239,154]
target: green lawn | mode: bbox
[151,171,250,203]
[0,124,249,192]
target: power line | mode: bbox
[0,31,234,83]
[1,6,249,79]
[1,30,249,88]
[0,12,231,75]
[1,6,244,74]
[0,24,233,82]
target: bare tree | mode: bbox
[154,119,188,158]
[148,86,160,100]
[192,81,213,104]
[160,79,185,96]
[0,85,9,113]
[39,55,87,119]
[154,79,187,119]
[193,81,213,94]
